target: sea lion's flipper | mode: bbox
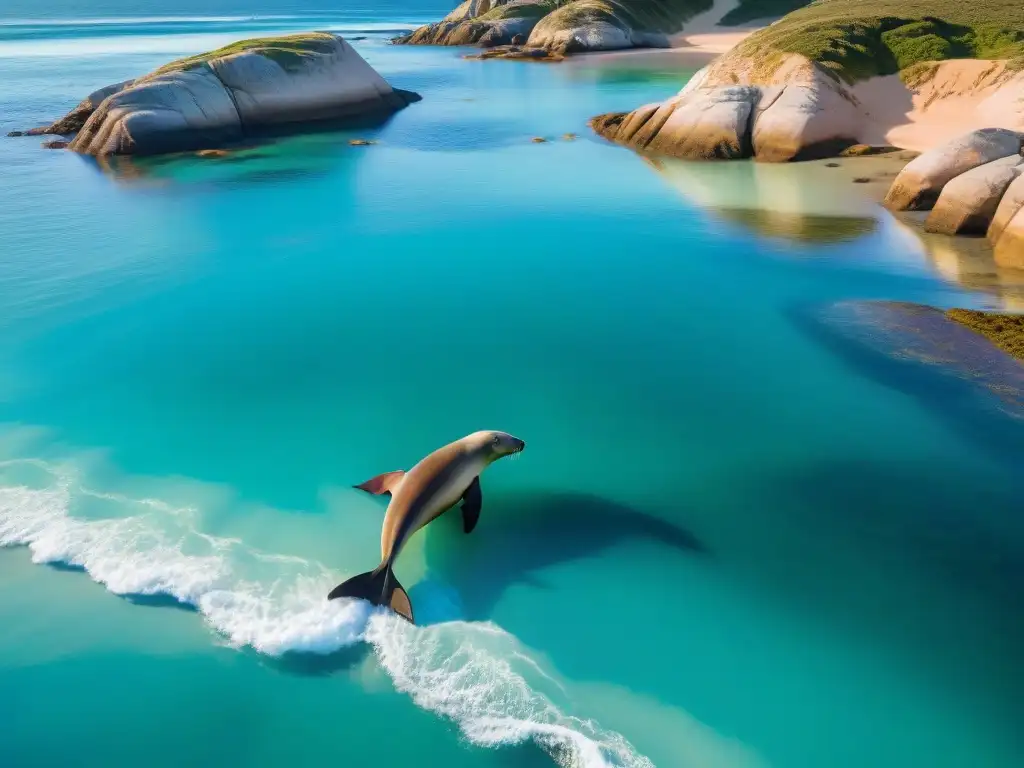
[327,564,414,624]
[355,470,405,496]
[461,477,482,534]
[389,582,414,623]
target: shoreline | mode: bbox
[645,151,1024,311]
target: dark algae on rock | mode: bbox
[947,308,1024,361]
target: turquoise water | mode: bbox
[2,8,1024,768]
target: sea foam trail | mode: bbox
[0,459,652,768]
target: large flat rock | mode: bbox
[18,33,418,157]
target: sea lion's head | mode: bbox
[466,430,526,462]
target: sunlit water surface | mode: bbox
[1,6,1023,768]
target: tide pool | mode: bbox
[1,8,1023,768]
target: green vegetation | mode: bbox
[947,308,1024,360]
[733,0,1024,82]
[478,1,558,21]
[719,0,813,27]
[151,33,338,76]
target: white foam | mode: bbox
[0,464,362,652]
[368,615,655,768]
[0,459,652,768]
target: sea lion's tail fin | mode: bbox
[327,565,414,623]
[354,470,405,496]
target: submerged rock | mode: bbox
[13,33,419,157]
[883,128,1024,212]
[810,301,1024,423]
[924,155,1023,235]
[946,307,1024,361]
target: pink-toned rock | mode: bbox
[751,72,862,162]
[924,155,1023,235]
[988,173,1024,245]
[883,128,1023,211]
[591,55,864,162]
[993,206,1024,270]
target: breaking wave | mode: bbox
[0,458,652,768]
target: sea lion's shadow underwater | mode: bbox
[261,490,706,678]
[415,489,708,621]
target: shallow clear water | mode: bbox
[1,8,1023,768]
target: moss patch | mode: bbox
[733,0,1024,83]
[151,32,338,76]
[478,1,559,22]
[947,307,1024,360]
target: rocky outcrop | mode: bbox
[591,54,863,162]
[994,191,1024,269]
[394,0,709,56]
[924,155,1024,235]
[883,128,1024,211]
[10,33,419,156]
[878,129,1024,270]
[989,175,1024,247]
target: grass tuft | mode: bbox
[151,33,339,76]
[733,2,1024,83]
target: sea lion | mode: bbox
[328,430,526,623]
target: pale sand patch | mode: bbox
[672,0,765,54]
[576,0,764,63]
[852,60,1024,152]
[673,31,754,54]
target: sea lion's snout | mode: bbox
[479,431,525,459]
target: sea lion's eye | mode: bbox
[492,435,501,446]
